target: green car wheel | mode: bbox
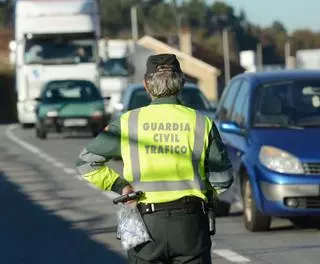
[36,126,47,140]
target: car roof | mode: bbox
[127,82,199,91]
[235,69,320,86]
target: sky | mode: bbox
[206,0,320,33]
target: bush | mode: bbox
[0,28,12,74]
[0,71,17,123]
[0,28,17,123]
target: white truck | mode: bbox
[11,0,101,127]
[296,49,320,69]
[99,39,134,119]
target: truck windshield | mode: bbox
[253,80,320,128]
[101,58,129,77]
[24,33,96,65]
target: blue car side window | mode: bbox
[231,80,250,128]
[217,79,243,122]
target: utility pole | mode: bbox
[285,40,291,68]
[256,42,263,72]
[131,6,138,41]
[222,28,231,85]
[172,0,180,35]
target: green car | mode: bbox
[35,79,109,139]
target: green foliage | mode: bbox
[1,0,320,63]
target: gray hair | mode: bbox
[144,67,185,98]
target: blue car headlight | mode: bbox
[259,146,304,174]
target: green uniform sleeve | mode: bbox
[205,121,232,172]
[75,117,130,194]
[204,121,233,195]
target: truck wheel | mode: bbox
[21,123,33,129]
[242,176,271,231]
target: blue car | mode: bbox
[214,70,320,231]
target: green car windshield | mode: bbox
[41,80,102,103]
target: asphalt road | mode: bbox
[1,124,320,264]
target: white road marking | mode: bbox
[53,162,65,168]
[43,156,57,163]
[103,191,118,200]
[213,249,250,263]
[63,168,77,174]
[73,174,85,181]
[6,125,42,155]
[5,124,251,263]
[46,159,57,164]
[86,182,99,190]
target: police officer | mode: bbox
[75,53,233,264]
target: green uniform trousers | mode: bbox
[127,207,212,264]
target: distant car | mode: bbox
[213,70,320,231]
[99,57,134,118]
[35,79,109,139]
[109,82,235,216]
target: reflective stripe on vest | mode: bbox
[128,108,207,192]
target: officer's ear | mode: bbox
[143,79,154,99]
[143,79,149,94]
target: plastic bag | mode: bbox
[116,203,152,250]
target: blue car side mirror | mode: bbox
[220,121,244,135]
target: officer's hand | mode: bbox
[122,185,137,206]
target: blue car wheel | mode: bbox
[243,175,271,231]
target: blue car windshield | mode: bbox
[253,80,320,127]
[128,88,210,110]
[42,80,102,102]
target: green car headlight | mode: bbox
[46,110,58,117]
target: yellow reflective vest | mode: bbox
[120,104,213,204]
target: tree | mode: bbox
[209,1,237,30]
[183,0,206,30]
[270,21,287,35]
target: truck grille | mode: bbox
[302,163,320,175]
